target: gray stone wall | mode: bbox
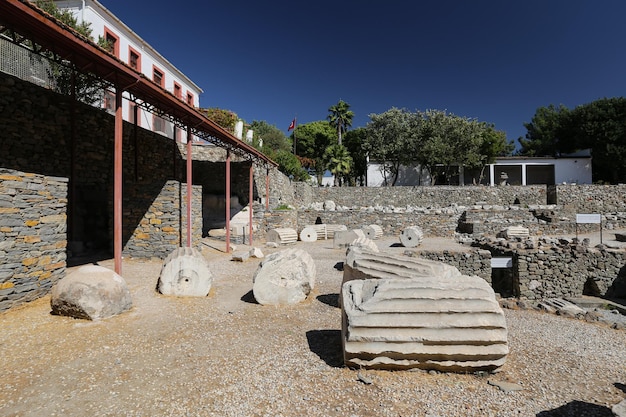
[0,169,68,312]
[0,71,208,311]
[294,184,548,208]
[483,242,626,300]
[409,249,493,283]
[123,181,202,259]
[297,210,460,237]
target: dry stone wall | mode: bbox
[481,239,626,300]
[0,72,208,311]
[0,169,68,312]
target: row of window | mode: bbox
[103,26,194,105]
[102,26,195,140]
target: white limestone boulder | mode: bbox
[342,277,508,372]
[252,248,316,305]
[348,236,379,253]
[363,224,383,240]
[299,226,319,242]
[400,225,424,248]
[157,247,212,297]
[267,228,298,245]
[334,229,365,249]
[50,265,132,320]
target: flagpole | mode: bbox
[289,116,297,155]
[293,117,297,155]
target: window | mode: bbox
[103,27,119,57]
[153,114,165,133]
[103,91,115,113]
[152,66,164,88]
[128,47,141,71]
[129,102,140,126]
[174,82,182,99]
[186,92,194,106]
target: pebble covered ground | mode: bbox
[0,237,625,417]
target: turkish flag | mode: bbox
[288,118,296,131]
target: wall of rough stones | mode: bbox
[407,249,493,283]
[0,169,68,312]
[293,184,548,208]
[0,72,209,311]
[480,238,626,300]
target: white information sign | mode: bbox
[576,213,602,224]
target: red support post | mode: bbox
[249,163,253,246]
[114,88,123,275]
[225,151,231,253]
[186,126,192,248]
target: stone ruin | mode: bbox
[299,224,348,241]
[252,248,316,305]
[157,247,213,297]
[51,264,132,320]
[341,247,508,372]
[266,228,298,245]
[334,229,366,249]
[363,224,383,240]
[400,225,424,248]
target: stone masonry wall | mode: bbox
[123,181,202,259]
[483,242,626,300]
[293,184,548,208]
[408,249,493,283]
[0,72,207,311]
[0,169,68,312]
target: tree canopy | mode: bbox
[327,100,354,145]
[34,0,104,104]
[520,97,626,183]
[364,108,512,185]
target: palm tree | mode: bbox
[323,144,353,186]
[327,100,354,145]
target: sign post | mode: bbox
[575,213,602,244]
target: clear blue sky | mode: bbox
[101,0,626,146]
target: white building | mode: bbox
[51,0,203,143]
[366,150,593,186]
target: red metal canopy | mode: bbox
[0,0,277,166]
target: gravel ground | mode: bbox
[1,236,625,417]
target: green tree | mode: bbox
[263,148,309,182]
[35,0,104,104]
[322,144,353,186]
[472,123,514,183]
[518,104,570,156]
[291,121,335,184]
[364,107,422,186]
[566,97,626,183]
[327,100,354,145]
[418,110,482,185]
[202,108,238,133]
[343,127,368,185]
[248,120,291,152]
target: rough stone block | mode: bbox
[50,265,132,320]
[232,251,250,262]
[334,229,365,249]
[342,277,508,372]
[267,228,298,245]
[157,247,212,297]
[348,236,379,253]
[252,248,316,305]
[299,226,318,242]
[400,226,424,248]
[363,224,383,240]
